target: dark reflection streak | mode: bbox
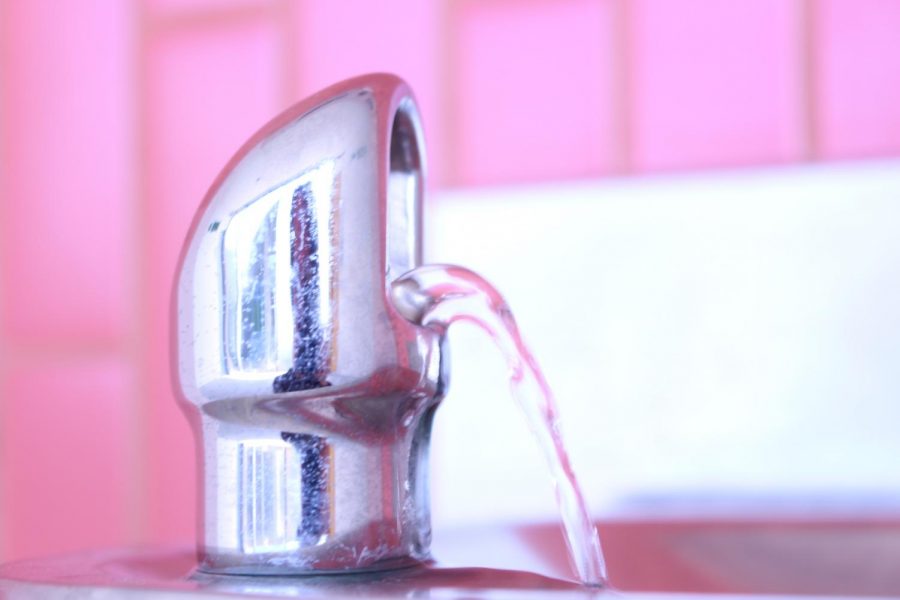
[274,183,331,393]
[281,432,331,545]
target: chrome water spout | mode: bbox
[174,74,446,575]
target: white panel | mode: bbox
[427,160,900,526]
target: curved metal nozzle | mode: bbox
[174,74,446,575]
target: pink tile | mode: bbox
[816,0,900,158]
[294,1,445,187]
[630,0,803,171]
[0,360,134,560]
[453,0,616,186]
[142,21,280,544]
[0,0,133,343]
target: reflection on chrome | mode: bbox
[176,75,446,575]
[222,162,336,378]
[237,439,303,555]
[234,435,331,555]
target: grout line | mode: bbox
[610,0,633,175]
[145,2,275,34]
[123,0,147,547]
[439,0,463,189]
[276,0,301,107]
[0,0,8,564]
[0,341,126,364]
[426,0,446,191]
[131,0,154,546]
[799,0,820,162]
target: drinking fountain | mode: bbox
[0,73,602,597]
[174,73,446,575]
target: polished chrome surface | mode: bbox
[175,74,446,574]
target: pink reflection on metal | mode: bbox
[454,0,617,185]
[142,21,280,543]
[817,0,900,158]
[0,361,133,561]
[0,0,132,344]
[630,0,803,171]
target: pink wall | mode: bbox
[0,0,898,560]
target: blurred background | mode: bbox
[1,0,899,583]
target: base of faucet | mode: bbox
[196,549,431,577]
[193,400,436,575]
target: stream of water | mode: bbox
[391,264,607,587]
